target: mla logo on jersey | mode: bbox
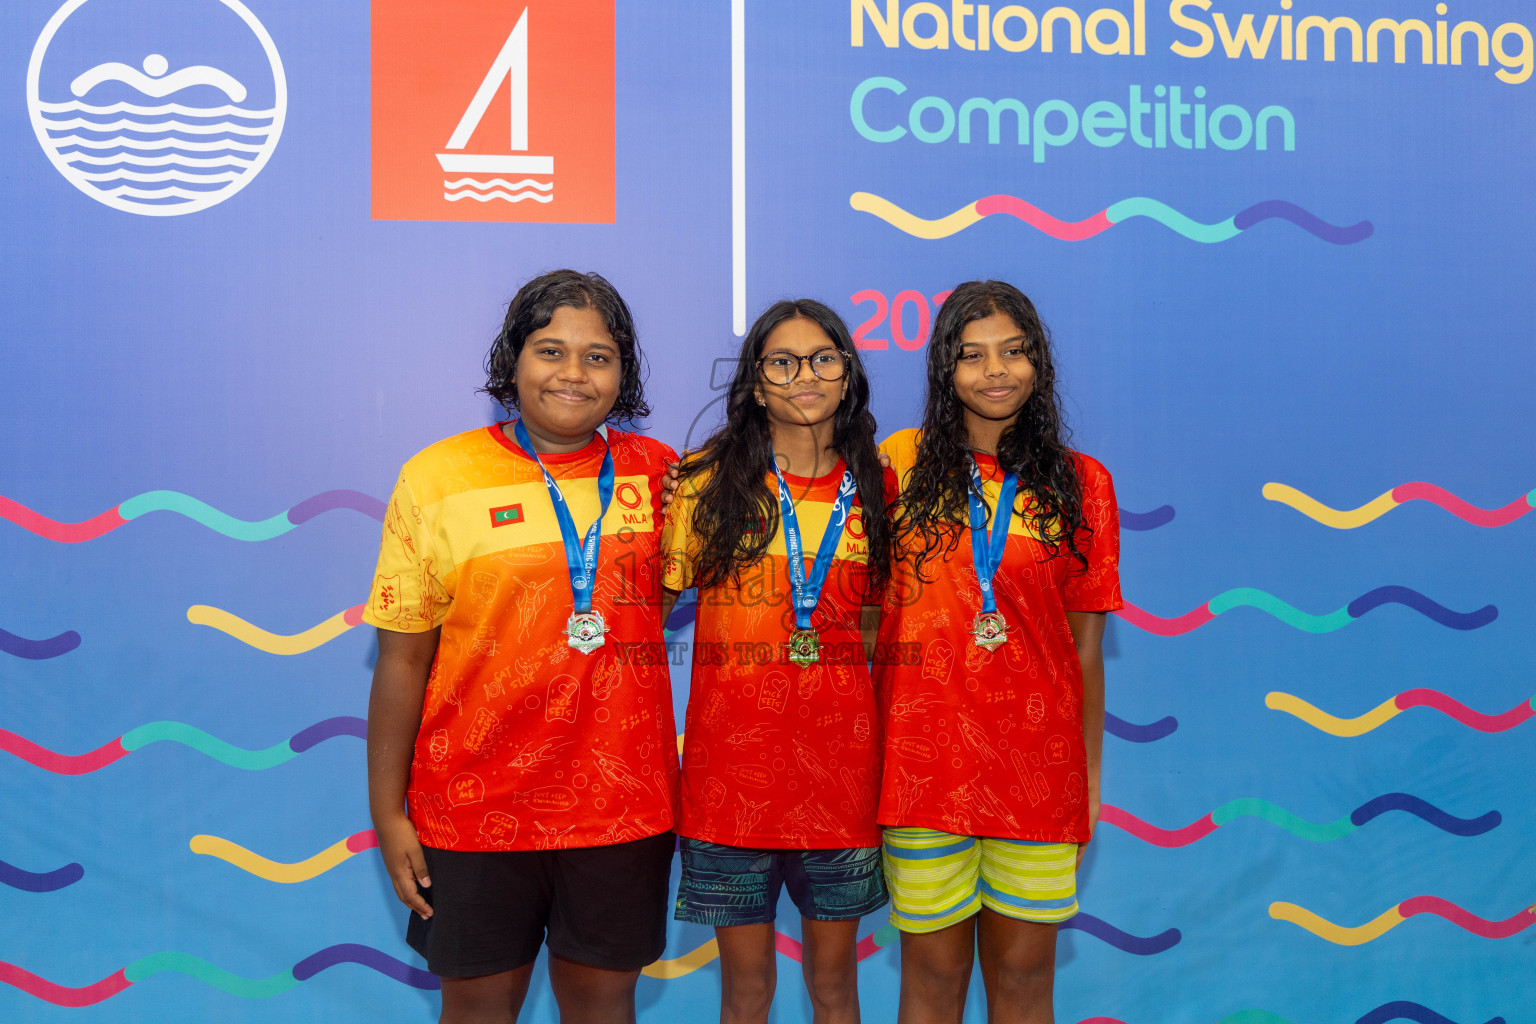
[372,0,615,223]
[27,0,285,216]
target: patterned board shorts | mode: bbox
[674,838,889,926]
[882,827,1078,933]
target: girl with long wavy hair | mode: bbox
[660,299,894,1024]
[876,280,1123,1024]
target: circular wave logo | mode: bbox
[26,0,286,216]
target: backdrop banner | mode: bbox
[3,1,1531,1021]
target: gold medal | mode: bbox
[786,627,821,667]
[971,611,1008,651]
[565,610,608,654]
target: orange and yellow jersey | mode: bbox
[875,428,1122,843]
[661,461,896,849]
[363,424,680,852]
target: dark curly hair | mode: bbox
[678,299,891,594]
[481,269,651,423]
[892,280,1088,578]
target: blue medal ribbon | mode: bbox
[968,459,1019,615]
[510,419,614,616]
[773,463,857,630]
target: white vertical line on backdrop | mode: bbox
[731,0,746,336]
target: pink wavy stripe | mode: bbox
[773,932,885,963]
[343,605,366,627]
[346,830,380,853]
[1394,689,1536,732]
[1098,805,1218,847]
[1077,1019,1131,1024]
[975,195,1114,241]
[0,963,130,1007]
[1391,483,1533,527]
[1399,896,1536,938]
[1114,602,1216,636]
[0,730,128,774]
[0,496,124,543]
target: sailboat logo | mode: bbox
[437,10,554,206]
[26,0,286,216]
[372,0,614,223]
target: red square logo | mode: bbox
[372,0,615,222]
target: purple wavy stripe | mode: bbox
[1346,586,1498,630]
[0,627,80,660]
[290,944,439,989]
[1119,505,1175,531]
[1356,1000,1506,1024]
[0,858,84,893]
[1059,913,1181,955]
[1104,713,1178,743]
[1349,793,1500,836]
[1232,200,1375,244]
[286,490,386,525]
[289,716,368,753]
[665,600,697,632]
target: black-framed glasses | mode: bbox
[757,348,848,386]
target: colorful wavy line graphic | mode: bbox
[1076,1006,1506,1024]
[191,830,378,883]
[187,604,366,654]
[1104,712,1178,743]
[0,858,84,893]
[850,192,1373,244]
[0,490,384,543]
[1100,793,1498,848]
[1120,505,1175,531]
[1270,897,1536,945]
[1116,586,1496,636]
[0,625,80,660]
[1266,689,1535,736]
[0,944,437,1006]
[1263,482,1536,529]
[0,717,364,775]
[1061,913,1181,954]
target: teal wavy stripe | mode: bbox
[1206,588,1355,633]
[1210,798,1357,841]
[123,953,299,998]
[120,722,296,769]
[1105,198,1241,243]
[117,491,295,541]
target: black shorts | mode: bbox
[406,831,676,977]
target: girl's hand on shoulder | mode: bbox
[661,460,680,505]
[376,813,433,919]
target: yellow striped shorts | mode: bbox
[881,827,1078,933]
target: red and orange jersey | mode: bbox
[363,425,681,852]
[661,462,895,849]
[875,429,1122,843]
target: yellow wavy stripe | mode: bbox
[642,938,720,979]
[1264,692,1402,737]
[1261,483,1399,529]
[189,834,359,883]
[677,733,685,755]
[1268,901,1405,945]
[186,605,357,655]
[849,192,981,240]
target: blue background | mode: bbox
[3,1,1531,1021]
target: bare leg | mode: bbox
[896,917,976,1024]
[547,955,641,1024]
[976,908,1057,1024]
[799,918,861,1024]
[438,963,535,1024]
[715,922,777,1024]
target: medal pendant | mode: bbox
[566,611,608,654]
[786,628,821,668]
[971,611,1008,652]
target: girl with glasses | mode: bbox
[660,299,894,1024]
[876,280,1122,1024]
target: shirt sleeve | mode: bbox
[659,479,700,592]
[362,470,451,632]
[1063,456,1124,613]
